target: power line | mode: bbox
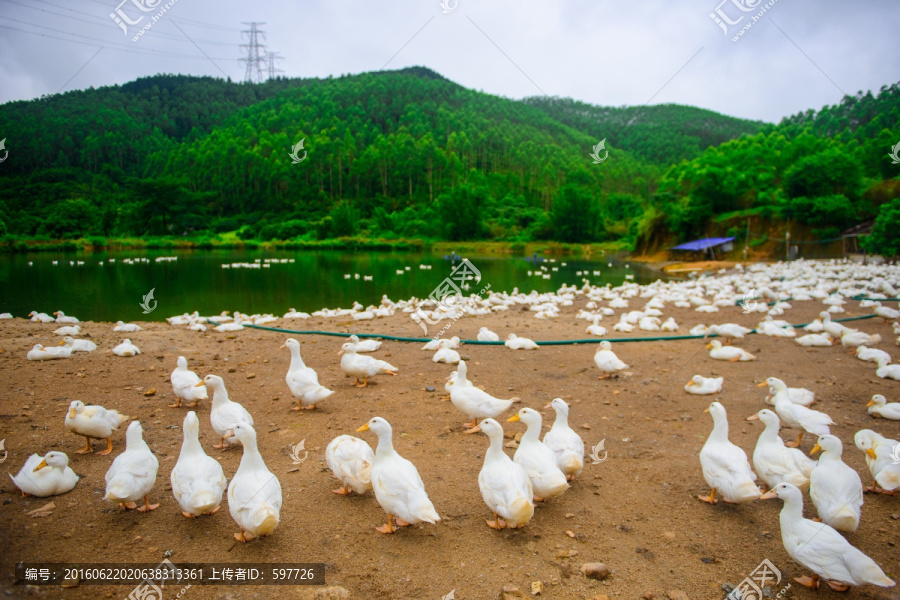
[79,0,240,31]
[0,22,239,61]
[239,21,267,84]
[4,0,235,47]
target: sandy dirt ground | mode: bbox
[1,298,899,600]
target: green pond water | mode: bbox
[0,250,660,322]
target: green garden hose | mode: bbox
[244,313,879,345]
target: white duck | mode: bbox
[867,394,900,420]
[542,398,584,480]
[65,400,128,455]
[661,317,679,332]
[697,401,760,504]
[854,429,899,495]
[809,434,863,532]
[113,321,142,332]
[226,422,282,542]
[422,336,460,351]
[283,338,334,410]
[762,378,833,448]
[746,409,815,491]
[593,341,628,379]
[53,311,78,323]
[26,344,68,360]
[477,327,500,342]
[347,334,382,353]
[684,375,723,395]
[508,408,569,501]
[422,338,444,351]
[841,330,881,349]
[432,346,461,364]
[112,339,140,357]
[203,375,254,449]
[53,325,81,336]
[8,451,79,497]
[169,356,207,408]
[707,323,753,344]
[795,332,834,347]
[585,323,608,336]
[505,333,539,350]
[873,301,900,321]
[325,435,374,496]
[760,483,894,591]
[855,345,891,365]
[283,308,310,319]
[706,340,755,362]
[756,319,796,338]
[758,376,814,407]
[28,311,54,323]
[214,314,244,332]
[357,417,440,533]
[478,418,534,530]
[820,312,855,338]
[449,361,517,433]
[803,318,825,333]
[689,324,709,336]
[339,342,398,387]
[171,411,227,517]
[61,336,96,352]
[875,357,900,380]
[104,421,159,512]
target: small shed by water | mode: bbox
[669,237,736,260]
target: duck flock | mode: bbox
[5,257,900,592]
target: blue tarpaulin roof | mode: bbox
[670,237,736,251]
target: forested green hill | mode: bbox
[521,97,765,166]
[0,67,897,254]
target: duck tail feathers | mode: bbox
[507,497,534,526]
[190,488,220,514]
[253,505,280,535]
[409,490,440,524]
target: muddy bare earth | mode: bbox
[1,299,898,600]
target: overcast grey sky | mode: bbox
[1,0,898,123]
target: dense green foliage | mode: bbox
[0,67,897,254]
[653,84,900,250]
[864,198,900,257]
